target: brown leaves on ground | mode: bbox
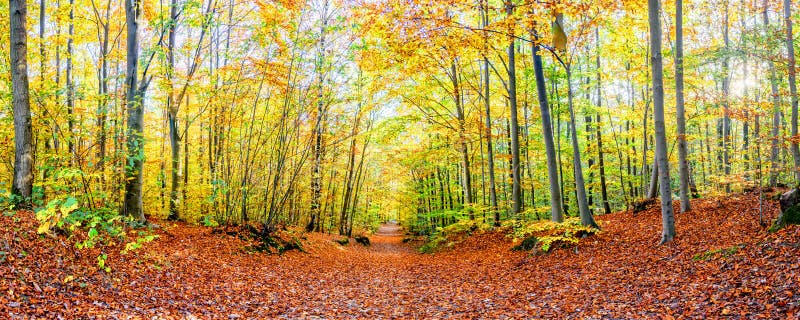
[0,193,798,318]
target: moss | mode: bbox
[511,235,538,252]
[769,204,800,232]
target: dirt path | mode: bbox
[369,222,413,255]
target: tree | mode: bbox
[10,0,34,201]
[123,0,148,223]
[594,28,611,215]
[675,0,690,212]
[785,0,800,183]
[482,0,499,225]
[531,39,564,222]
[309,0,331,231]
[166,0,215,221]
[506,1,522,215]
[648,0,676,244]
[764,0,782,187]
[548,12,598,229]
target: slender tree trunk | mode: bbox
[648,0,676,244]
[531,39,563,222]
[167,0,180,220]
[722,2,732,192]
[450,62,473,218]
[506,2,521,215]
[66,0,75,163]
[785,0,800,183]
[340,106,361,235]
[96,18,110,180]
[565,67,598,228]
[585,81,594,208]
[595,28,611,214]
[309,0,330,232]
[10,0,34,200]
[481,0,499,225]
[676,0,691,212]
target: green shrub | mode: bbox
[509,218,600,253]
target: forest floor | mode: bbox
[1,192,799,319]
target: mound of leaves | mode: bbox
[508,218,601,253]
[213,223,306,255]
[419,220,492,253]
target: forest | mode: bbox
[1,0,799,317]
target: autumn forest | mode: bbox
[1,0,799,317]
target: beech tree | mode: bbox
[648,0,676,244]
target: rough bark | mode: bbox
[123,0,147,223]
[10,0,34,200]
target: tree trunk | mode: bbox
[565,68,598,228]
[123,0,147,223]
[452,62,473,219]
[676,0,691,212]
[10,0,34,200]
[506,2,521,216]
[764,0,782,186]
[66,0,75,163]
[309,0,330,232]
[167,0,180,220]
[531,40,564,222]
[595,28,611,214]
[482,0,499,225]
[785,0,800,183]
[96,15,110,179]
[722,2,732,192]
[648,0,676,244]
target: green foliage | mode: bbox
[0,188,26,210]
[419,219,492,253]
[122,232,160,254]
[769,204,800,232]
[692,245,741,261]
[97,253,111,273]
[34,195,132,251]
[508,218,600,253]
[201,215,220,227]
[35,196,80,235]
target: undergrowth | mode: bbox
[507,218,601,253]
[419,220,492,253]
[1,186,157,272]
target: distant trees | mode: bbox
[4,0,800,244]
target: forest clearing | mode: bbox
[3,0,800,317]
